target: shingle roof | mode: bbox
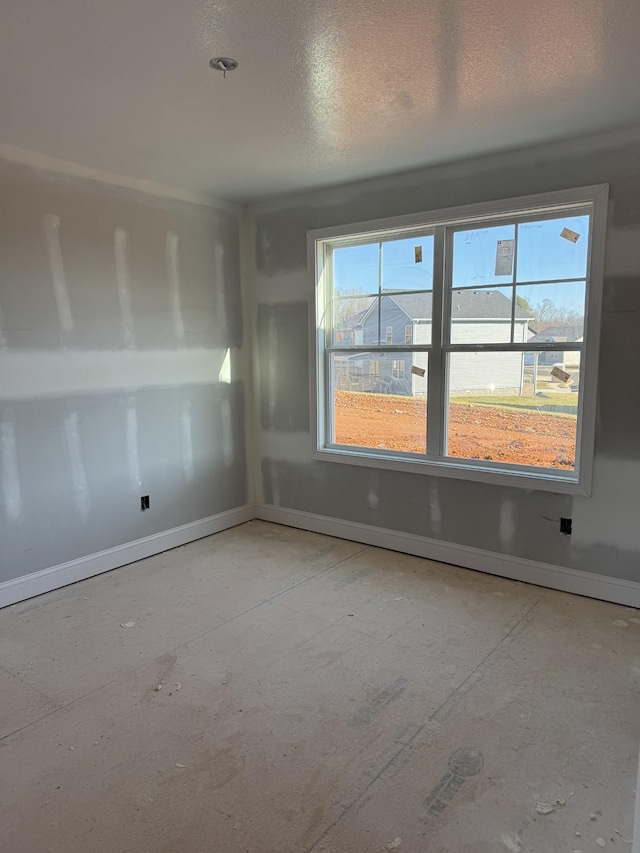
[347,309,369,326]
[528,324,583,342]
[387,289,532,320]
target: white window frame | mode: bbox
[309,185,608,496]
[405,324,413,345]
[385,325,393,345]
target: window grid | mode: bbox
[314,185,607,494]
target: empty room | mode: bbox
[1,1,640,851]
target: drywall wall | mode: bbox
[249,130,640,583]
[0,161,248,584]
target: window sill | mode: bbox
[313,446,590,496]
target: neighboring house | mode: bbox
[526,324,584,366]
[334,289,533,397]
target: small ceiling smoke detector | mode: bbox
[209,57,239,78]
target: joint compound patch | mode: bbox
[423,748,484,818]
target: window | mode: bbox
[311,186,608,494]
[392,360,405,379]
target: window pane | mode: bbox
[332,296,378,346]
[333,243,379,296]
[517,281,586,343]
[452,224,516,288]
[450,287,516,343]
[516,215,589,283]
[381,292,432,345]
[331,352,428,454]
[381,235,434,290]
[446,350,580,470]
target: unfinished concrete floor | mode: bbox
[1,520,638,853]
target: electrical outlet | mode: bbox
[140,495,150,511]
[560,517,572,535]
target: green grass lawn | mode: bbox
[458,392,578,415]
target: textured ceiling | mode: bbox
[1,0,640,202]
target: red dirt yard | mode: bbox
[334,390,577,469]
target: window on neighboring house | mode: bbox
[311,185,608,494]
[392,360,405,379]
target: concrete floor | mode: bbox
[1,521,638,853]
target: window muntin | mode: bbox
[313,187,606,493]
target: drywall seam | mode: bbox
[166,231,185,343]
[0,412,22,523]
[64,410,90,520]
[242,209,259,504]
[43,214,75,342]
[1,349,237,398]
[126,396,142,489]
[0,145,239,212]
[633,745,640,853]
[255,504,640,607]
[0,504,256,609]
[572,457,640,551]
[114,228,136,348]
[0,299,7,349]
[181,400,194,483]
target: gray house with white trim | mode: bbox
[335,290,533,397]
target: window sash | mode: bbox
[312,185,608,494]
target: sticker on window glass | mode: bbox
[495,239,514,275]
[415,245,423,263]
[560,227,580,243]
[411,364,426,377]
[551,365,571,383]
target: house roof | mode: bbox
[528,323,584,343]
[349,289,532,325]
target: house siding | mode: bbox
[361,297,412,346]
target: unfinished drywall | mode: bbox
[0,161,248,584]
[249,130,640,583]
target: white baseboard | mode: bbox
[0,504,255,609]
[4,501,638,610]
[255,504,640,608]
